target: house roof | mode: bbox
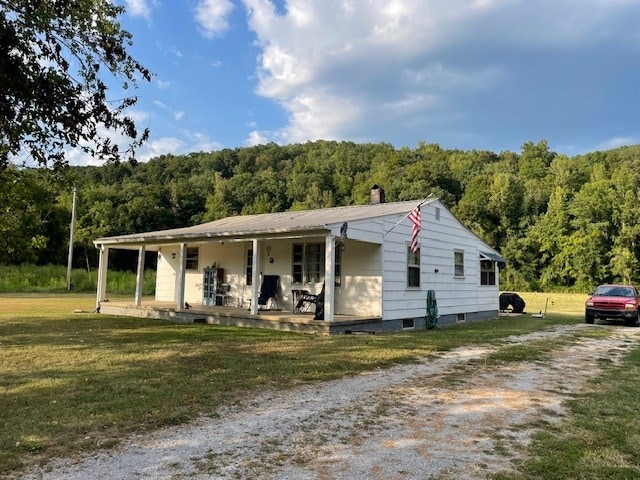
[94,199,437,246]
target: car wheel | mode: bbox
[627,314,640,327]
[585,312,595,324]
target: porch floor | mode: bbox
[98,300,383,334]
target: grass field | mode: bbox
[1,292,638,478]
[516,291,589,315]
[0,264,155,294]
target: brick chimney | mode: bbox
[370,185,386,204]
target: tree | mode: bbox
[0,0,151,168]
[518,140,556,180]
[0,166,65,264]
[454,175,501,247]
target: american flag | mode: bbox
[408,206,421,253]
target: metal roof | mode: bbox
[95,199,436,246]
[480,250,506,264]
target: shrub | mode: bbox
[0,264,155,294]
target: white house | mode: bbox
[93,189,504,333]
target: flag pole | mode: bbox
[383,193,432,238]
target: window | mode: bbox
[435,207,441,220]
[454,250,464,277]
[186,247,199,270]
[407,246,421,288]
[292,244,304,283]
[292,243,326,284]
[245,248,253,286]
[456,313,466,323]
[480,260,496,286]
[402,318,415,329]
[334,244,342,287]
[306,244,324,283]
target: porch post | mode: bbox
[176,243,187,309]
[324,235,335,322]
[96,245,109,311]
[250,239,260,315]
[134,245,146,306]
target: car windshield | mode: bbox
[595,286,635,297]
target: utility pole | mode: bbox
[66,187,77,290]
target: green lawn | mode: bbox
[0,292,635,478]
[516,291,589,316]
[493,347,640,479]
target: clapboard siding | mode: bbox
[381,200,500,320]
[155,248,176,302]
[155,237,384,315]
[155,242,248,305]
[335,242,382,316]
[151,198,499,324]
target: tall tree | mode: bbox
[0,0,151,168]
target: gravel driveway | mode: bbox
[23,323,640,479]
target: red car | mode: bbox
[585,284,640,327]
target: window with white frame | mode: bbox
[407,246,421,288]
[454,250,464,277]
[292,243,326,284]
[292,244,304,283]
[306,243,324,283]
[186,247,199,270]
[334,244,342,287]
[480,260,496,285]
[245,248,253,285]
[292,242,343,285]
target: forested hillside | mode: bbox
[2,139,639,292]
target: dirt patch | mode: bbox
[22,324,640,479]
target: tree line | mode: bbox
[2,139,639,292]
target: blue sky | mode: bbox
[71,0,640,165]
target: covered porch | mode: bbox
[98,300,384,335]
[92,201,410,331]
[95,231,384,329]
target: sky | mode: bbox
[71,0,640,165]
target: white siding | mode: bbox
[335,241,382,316]
[382,200,499,320]
[155,246,177,302]
[156,242,250,305]
[153,199,498,320]
[154,237,384,315]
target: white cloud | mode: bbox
[242,0,640,147]
[245,130,270,146]
[156,79,174,90]
[189,132,224,152]
[243,0,502,143]
[595,136,640,151]
[124,0,153,19]
[62,108,222,165]
[276,91,360,144]
[97,130,223,164]
[170,47,184,58]
[123,109,151,124]
[194,0,235,38]
[113,136,182,163]
[135,131,223,161]
[152,101,185,122]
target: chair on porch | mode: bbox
[258,275,280,310]
[293,283,325,320]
